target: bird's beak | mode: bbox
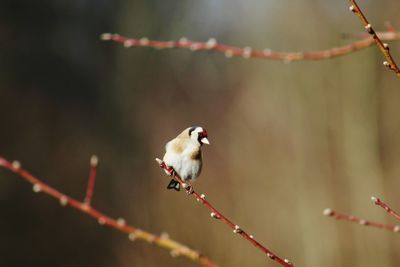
[201,137,210,145]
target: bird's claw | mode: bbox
[164,166,176,177]
[185,185,194,195]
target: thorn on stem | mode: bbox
[263,49,272,56]
[98,217,106,225]
[100,33,113,40]
[383,43,389,50]
[12,160,21,170]
[224,50,234,58]
[139,37,149,46]
[359,219,367,225]
[206,38,217,49]
[233,225,242,234]
[90,155,99,167]
[117,218,126,226]
[210,212,220,219]
[349,5,356,12]
[160,232,170,239]
[196,194,206,202]
[284,259,291,264]
[59,196,68,206]
[32,184,42,193]
[323,208,334,216]
[178,37,188,45]
[128,232,137,241]
[124,40,134,47]
[365,24,374,35]
[242,47,252,59]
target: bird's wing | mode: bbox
[166,138,185,154]
[189,149,202,160]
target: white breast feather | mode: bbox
[163,141,202,181]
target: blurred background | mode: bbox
[1,0,400,266]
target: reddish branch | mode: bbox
[371,196,400,222]
[100,32,400,62]
[0,156,217,267]
[323,208,400,233]
[348,0,400,77]
[84,155,98,205]
[155,158,294,267]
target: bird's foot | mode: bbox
[164,166,176,177]
[184,183,194,195]
[155,159,176,177]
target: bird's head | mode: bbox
[188,126,210,146]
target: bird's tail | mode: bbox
[167,179,180,191]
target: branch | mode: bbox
[323,208,400,233]
[84,155,98,205]
[155,158,294,267]
[100,32,400,62]
[0,156,217,267]
[371,196,400,222]
[348,0,400,78]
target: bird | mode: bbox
[162,126,210,191]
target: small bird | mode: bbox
[162,126,210,191]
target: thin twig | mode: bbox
[323,208,400,233]
[155,158,294,267]
[371,196,400,222]
[0,156,217,267]
[100,32,400,62]
[84,155,98,205]
[348,0,400,77]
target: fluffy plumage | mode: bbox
[163,126,209,191]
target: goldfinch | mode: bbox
[162,126,210,191]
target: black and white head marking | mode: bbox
[188,126,210,145]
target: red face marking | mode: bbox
[199,131,208,138]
